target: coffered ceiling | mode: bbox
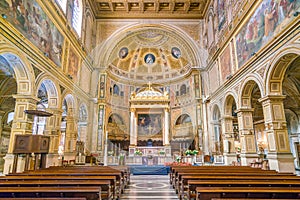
[90,0,210,19]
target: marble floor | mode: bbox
[121,175,179,200]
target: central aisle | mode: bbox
[121,175,179,200]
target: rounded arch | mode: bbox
[212,104,221,121]
[61,92,77,116]
[265,46,300,95]
[94,23,203,69]
[0,47,35,95]
[223,92,238,116]
[175,113,192,126]
[36,76,61,108]
[108,113,124,125]
[239,75,264,108]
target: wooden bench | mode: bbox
[195,186,300,200]
[0,186,103,200]
[175,170,291,195]
[178,174,300,199]
[186,179,300,200]
[0,179,112,199]
[0,175,117,200]
[0,198,87,200]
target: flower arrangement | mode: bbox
[185,149,199,156]
[159,149,165,155]
[134,149,143,156]
[165,161,192,166]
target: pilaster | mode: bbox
[259,95,295,173]
[236,108,259,166]
[221,115,237,165]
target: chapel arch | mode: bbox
[107,113,128,154]
[172,113,195,151]
[222,94,239,164]
[0,51,37,174]
[60,93,77,161]
[238,78,264,165]
[211,105,222,155]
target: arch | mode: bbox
[0,48,35,95]
[108,113,124,125]
[239,75,264,108]
[61,93,76,116]
[113,84,120,95]
[223,92,238,116]
[180,84,187,96]
[212,104,221,121]
[36,76,60,108]
[265,46,300,95]
[175,114,192,125]
[94,23,203,69]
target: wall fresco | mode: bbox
[220,44,232,82]
[0,0,64,66]
[68,46,79,81]
[236,0,300,68]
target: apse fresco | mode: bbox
[236,0,300,68]
[0,0,64,67]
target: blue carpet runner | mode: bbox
[129,165,170,175]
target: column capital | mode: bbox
[12,94,40,103]
[130,108,136,113]
[235,107,254,113]
[221,115,234,120]
[164,107,170,112]
[258,95,286,104]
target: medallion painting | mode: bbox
[236,0,300,67]
[0,0,64,67]
[138,114,162,137]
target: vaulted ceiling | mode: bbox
[89,0,210,19]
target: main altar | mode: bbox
[127,84,173,165]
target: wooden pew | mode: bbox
[175,170,291,195]
[0,198,87,200]
[179,174,300,199]
[195,186,300,200]
[0,175,117,200]
[0,186,103,200]
[186,179,300,200]
[0,179,112,200]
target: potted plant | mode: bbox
[134,149,143,156]
[159,149,165,155]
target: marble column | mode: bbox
[164,108,170,145]
[221,115,237,165]
[259,95,295,173]
[130,108,136,146]
[236,108,259,166]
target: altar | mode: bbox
[126,146,172,165]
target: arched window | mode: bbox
[55,0,67,13]
[180,84,187,95]
[113,84,120,95]
[72,0,83,37]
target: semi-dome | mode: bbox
[104,25,200,84]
